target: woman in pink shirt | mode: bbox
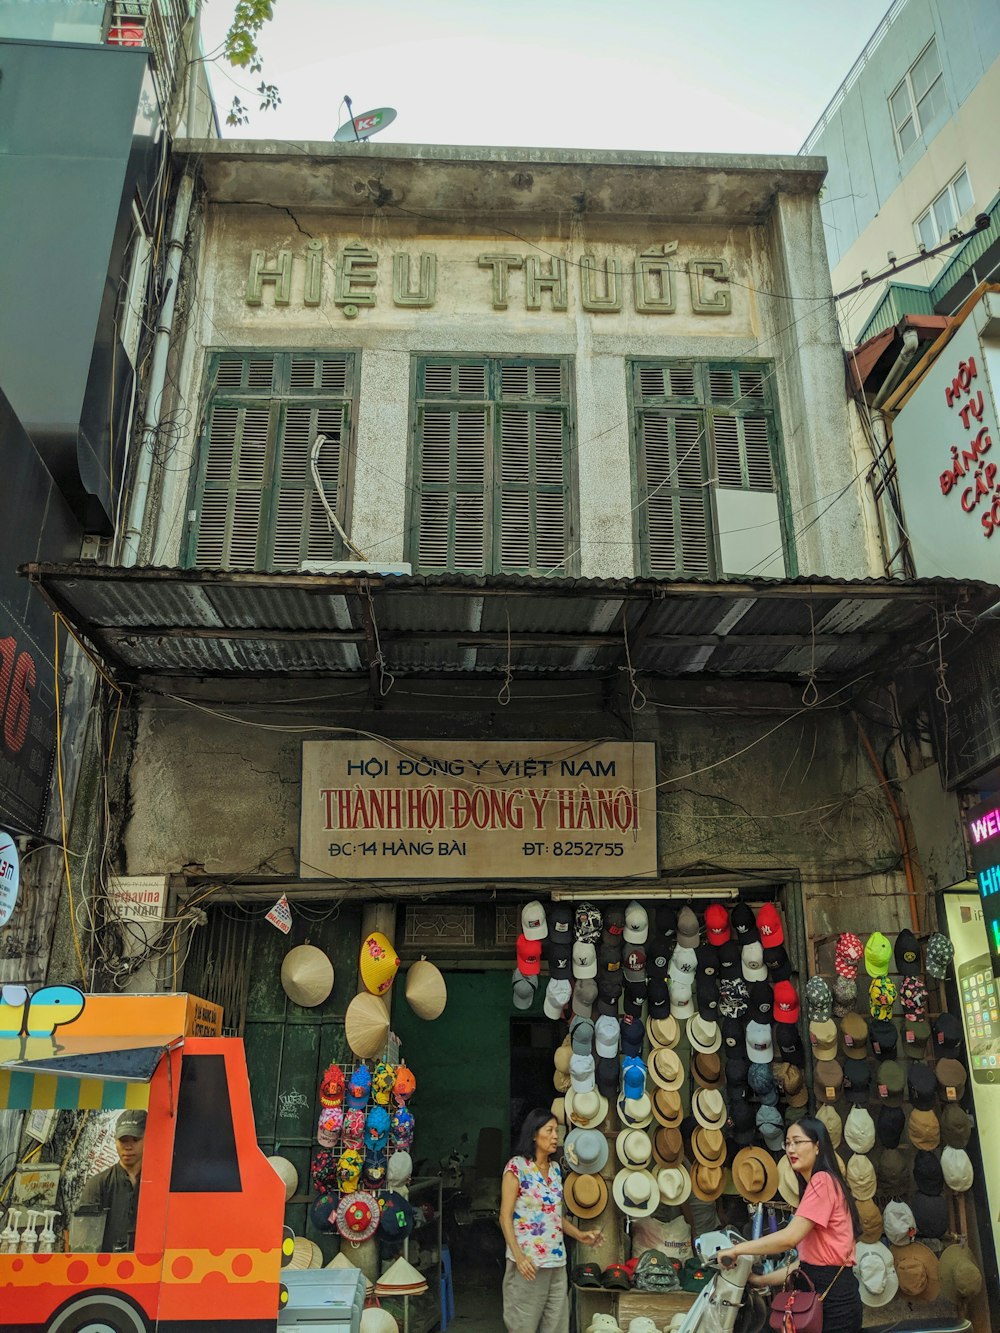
[717,1118,862,1331]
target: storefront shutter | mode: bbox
[189,351,355,571]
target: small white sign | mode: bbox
[266,894,293,934]
[0,832,20,928]
[106,875,167,955]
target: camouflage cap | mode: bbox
[925,932,954,980]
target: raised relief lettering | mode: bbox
[478,254,523,310]
[580,256,622,312]
[304,240,324,306]
[246,249,293,305]
[634,244,678,313]
[393,253,437,307]
[336,244,378,316]
[525,257,568,311]
[689,259,731,314]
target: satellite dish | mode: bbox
[334,106,397,143]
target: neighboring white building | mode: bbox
[802,0,1000,344]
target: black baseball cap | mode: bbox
[842,1057,871,1103]
[620,1013,644,1054]
[908,1063,937,1111]
[913,1149,944,1195]
[876,1105,905,1148]
[894,928,921,977]
[763,944,792,981]
[726,1056,750,1088]
[656,904,678,937]
[647,935,672,978]
[598,937,623,970]
[869,1020,898,1057]
[548,940,572,976]
[597,970,623,1001]
[696,943,720,978]
[731,902,759,943]
[603,906,626,945]
[594,997,618,1019]
[622,980,645,1015]
[774,1026,804,1063]
[695,976,719,1020]
[728,1097,755,1143]
[720,1017,743,1052]
[574,1263,603,1288]
[549,904,574,936]
[717,940,741,974]
[647,977,669,1016]
[596,1055,619,1098]
[748,981,774,1022]
[932,1013,963,1056]
[911,1191,948,1238]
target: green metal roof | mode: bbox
[930,189,1000,307]
[858,283,937,342]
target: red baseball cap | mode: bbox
[755,904,784,947]
[516,934,542,976]
[704,905,731,946]
[773,980,800,1025]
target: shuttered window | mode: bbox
[410,356,577,575]
[631,360,781,577]
[186,350,357,571]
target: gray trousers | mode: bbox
[502,1260,569,1333]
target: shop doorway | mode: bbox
[511,1015,559,1142]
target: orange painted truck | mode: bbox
[0,989,290,1332]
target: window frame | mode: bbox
[889,38,946,157]
[183,348,360,572]
[914,166,974,248]
[627,357,794,579]
[405,353,580,577]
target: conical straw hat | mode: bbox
[345,992,390,1058]
[405,957,447,1020]
[327,1251,375,1295]
[375,1256,428,1294]
[288,1236,313,1269]
[361,1311,400,1333]
[281,945,334,1007]
[267,1155,298,1201]
[308,1239,324,1268]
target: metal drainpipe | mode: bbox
[871,327,920,410]
[120,171,195,567]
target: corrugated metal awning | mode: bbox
[22,564,1000,695]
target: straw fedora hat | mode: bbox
[690,1161,725,1202]
[281,945,334,1007]
[612,1167,660,1217]
[649,1047,684,1091]
[657,1164,692,1206]
[566,1087,609,1129]
[405,957,447,1019]
[691,1128,726,1168]
[732,1147,778,1204]
[617,1093,654,1128]
[692,1051,723,1090]
[692,1088,726,1131]
[616,1128,653,1169]
[687,1014,722,1054]
[267,1155,298,1201]
[565,1171,610,1219]
[777,1155,801,1205]
[648,1014,680,1048]
[652,1125,683,1168]
[345,991,390,1058]
[652,1087,683,1129]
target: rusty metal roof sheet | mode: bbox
[21,564,999,689]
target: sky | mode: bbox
[198,0,891,154]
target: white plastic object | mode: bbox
[19,1209,39,1253]
[38,1209,59,1254]
[0,1208,21,1253]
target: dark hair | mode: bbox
[515,1108,558,1162]
[789,1117,862,1240]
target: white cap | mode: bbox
[569,1053,596,1093]
[387,1150,413,1188]
[745,1020,773,1064]
[521,900,548,941]
[669,980,694,1019]
[741,941,767,982]
[594,1014,620,1058]
[941,1146,973,1192]
[844,1107,876,1154]
[572,941,598,979]
[543,978,572,1020]
[624,901,649,944]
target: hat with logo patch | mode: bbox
[741,941,768,983]
[813,1059,844,1102]
[745,1020,773,1064]
[809,1019,838,1060]
[883,1199,916,1245]
[730,902,759,944]
[925,932,953,980]
[624,946,647,982]
[695,943,720,980]
[865,932,892,978]
[907,1108,940,1151]
[517,935,543,977]
[624,901,649,944]
[549,903,574,938]
[842,1057,871,1104]
[717,939,741,975]
[668,978,694,1019]
[840,1012,868,1051]
[876,1104,905,1148]
[704,904,730,945]
[573,941,598,980]
[893,928,921,976]
[806,976,833,1021]
[623,978,647,1016]
[763,943,793,981]
[868,1019,897,1058]
[521,900,548,941]
[646,936,671,978]
[755,904,784,947]
[602,905,626,946]
[835,932,864,979]
[936,1057,967,1103]
[903,1017,930,1055]
[548,936,573,978]
[774,1023,805,1062]
[668,945,697,982]
[773,980,800,1025]
[646,977,669,1017]
[876,1059,905,1101]
[748,980,774,1023]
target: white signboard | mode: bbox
[105,874,167,955]
[0,831,19,927]
[300,740,658,880]
[892,310,1000,579]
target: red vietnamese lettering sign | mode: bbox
[937,356,1000,535]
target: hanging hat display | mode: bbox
[360,932,401,995]
[405,956,447,1019]
[345,992,390,1058]
[281,945,335,1007]
[267,1155,298,1201]
[336,1189,381,1243]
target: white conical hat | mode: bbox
[281,945,335,1007]
[374,1256,427,1294]
[405,957,447,1020]
[345,992,390,1058]
[361,1311,399,1333]
[267,1155,298,1201]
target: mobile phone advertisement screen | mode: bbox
[943,891,1000,1264]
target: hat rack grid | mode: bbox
[516,896,984,1314]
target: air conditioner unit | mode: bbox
[299,561,412,576]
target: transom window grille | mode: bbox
[410,356,577,575]
[631,360,781,578]
[186,350,357,571]
[889,38,947,156]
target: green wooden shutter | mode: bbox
[416,404,489,573]
[497,360,569,574]
[707,363,775,494]
[190,351,355,571]
[639,410,712,576]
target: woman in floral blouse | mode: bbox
[499,1108,601,1332]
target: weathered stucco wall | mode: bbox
[122,679,913,938]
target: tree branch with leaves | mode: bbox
[222,0,281,127]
